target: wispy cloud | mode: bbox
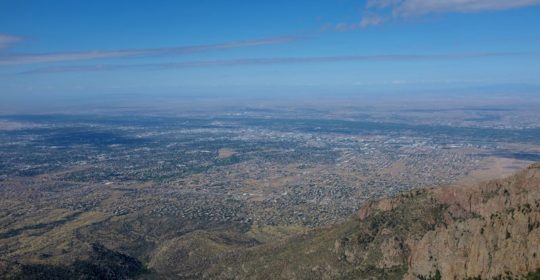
[359,14,386,27]
[328,14,386,32]
[0,35,305,65]
[334,0,540,29]
[0,34,23,49]
[24,52,528,74]
[363,0,540,21]
[372,0,540,16]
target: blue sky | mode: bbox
[1,0,540,103]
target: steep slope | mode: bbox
[201,164,540,279]
[2,164,539,279]
[0,243,144,280]
[406,163,540,279]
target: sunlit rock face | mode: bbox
[404,164,540,280]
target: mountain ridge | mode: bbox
[197,163,540,279]
[1,164,539,279]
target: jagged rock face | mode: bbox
[9,165,536,279]
[403,164,540,280]
[201,165,540,280]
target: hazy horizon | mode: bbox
[2,0,540,112]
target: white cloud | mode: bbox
[367,0,402,9]
[398,0,540,16]
[0,34,22,49]
[23,52,525,74]
[360,14,386,27]
[366,0,540,17]
[333,0,540,30]
[331,14,385,32]
[0,35,305,65]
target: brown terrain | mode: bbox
[1,164,539,279]
[200,163,540,279]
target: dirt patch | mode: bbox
[217,148,236,159]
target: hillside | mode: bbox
[199,163,540,279]
[1,164,539,279]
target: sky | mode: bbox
[1,0,540,107]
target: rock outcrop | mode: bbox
[203,164,540,280]
[3,164,539,279]
[404,164,540,280]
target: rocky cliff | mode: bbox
[2,164,539,279]
[405,163,540,279]
[201,164,540,279]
